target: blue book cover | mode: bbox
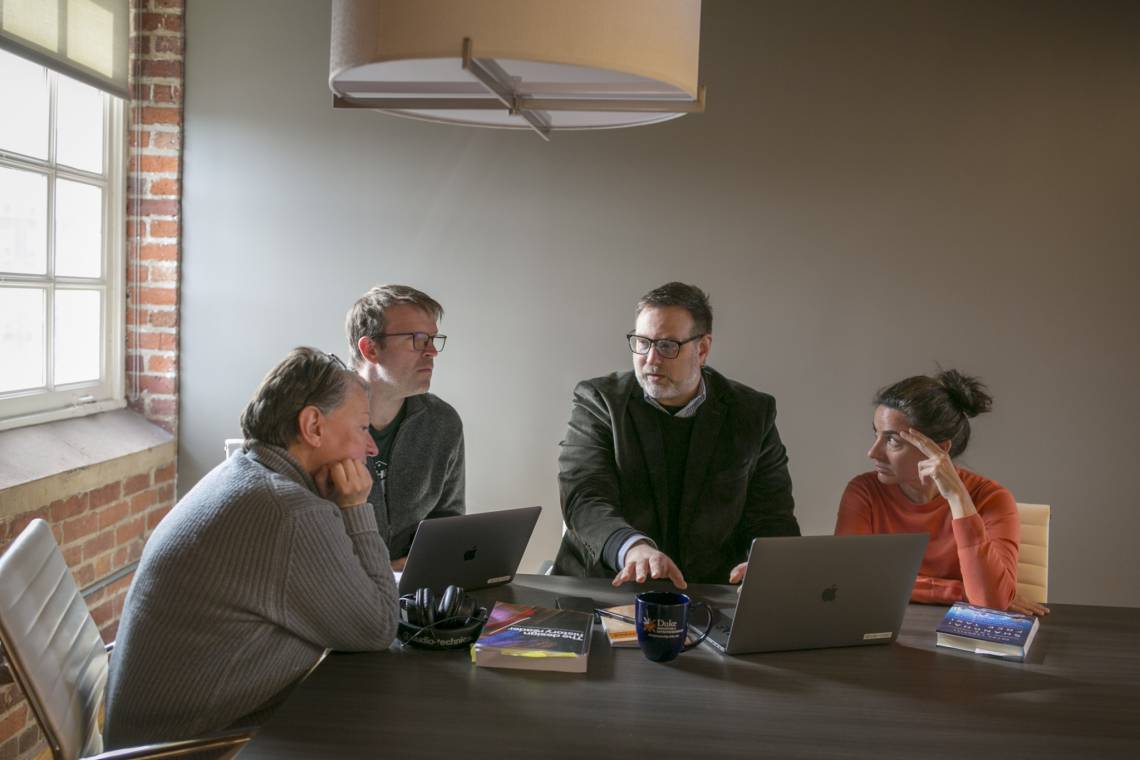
[936,602,1040,658]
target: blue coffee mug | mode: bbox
[635,591,713,663]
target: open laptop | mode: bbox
[396,506,542,595]
[705,533,927,655]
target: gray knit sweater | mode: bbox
[103,443,398,748]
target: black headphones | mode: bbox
[397,585,488,649]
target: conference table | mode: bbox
[238,574,1140,759]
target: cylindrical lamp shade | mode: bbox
[330,0,702,130]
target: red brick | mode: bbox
[152,0,185,10]
[141,106,181,126]
[147,354,176,372]
[90,599,114,629]
[131,199,179,217]
[149,220,180,239]
[158,483,175,503]
[151,83,181,102]
[140,243,178,260]
[116,516,147,544]
[112,546,129,567]
[139,374,176,395]
[5,508,49,542]
[97,500,131,529]
[151,131,181,151]
[128,541,144,563]
[146,505,172,530]
[62,544,83,567]
[124,473,151,496]
[49,493,89,522]
[73,562,95,588]
[129,129,150,148]
[139,154,179,173]
[149,177,180,197]
[131,489,159,514]
[140,12,183,32]
[132,331,177,351]
[136,286,177,306]
[137,59,182,79]
[82,530,115,559]
[0,704,27,739]
[93,553,112,579]
[155,463,176,483]
[148,309,178,327]
[101,620,120,643]
[146,396,177,420]
[61,512,99,544]
[17,723,43,754]
[89,482,121,508]
[108,575,133,596]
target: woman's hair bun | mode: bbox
[936,368,993,418]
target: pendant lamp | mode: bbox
[329,0,704,140]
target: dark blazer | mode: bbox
[553,367,799,584]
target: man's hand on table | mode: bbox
[612,541,687,589]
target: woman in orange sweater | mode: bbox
[731,370,1047,616]
[835,369,1046,615]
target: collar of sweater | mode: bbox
[246,441,318,494]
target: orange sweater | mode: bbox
[835,469,1019,609]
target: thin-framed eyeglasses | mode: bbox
[376,332,447,352]
[627,333,704,360]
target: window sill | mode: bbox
[0,408,174,519]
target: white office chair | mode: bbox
[1016,503,1050,604]
[223,438,245,459]
[0,519,250,760]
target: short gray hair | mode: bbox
[345,284,444,367]
[239,347,365,447]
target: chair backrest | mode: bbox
[1016,503,1050,604]
[0,519,109,760]
[223,438,244,459]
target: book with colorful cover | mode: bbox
[599,604,638,647]
[935,601,1040,660]
[471,602,593,672]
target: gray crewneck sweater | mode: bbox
[104,442,398,748]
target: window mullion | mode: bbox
[45,72,58,393]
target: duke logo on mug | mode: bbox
[635,591,713,662]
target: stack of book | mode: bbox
[935,602,1040,660]
[471,602,593,673]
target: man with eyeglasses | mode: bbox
[554,282,800,587]
[346,284,464,570]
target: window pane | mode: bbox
[54,289,102,385]
[55,178,103,277]
[57,74,105,173]
[0,287,47,393]
[0,166,48,275]
[0,48,49,160]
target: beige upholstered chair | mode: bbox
[1016,503,1050,604]
[0,519,249,760]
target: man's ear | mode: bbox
[357,335,378,364]
[296,405,323,448]
[697,333,712,367]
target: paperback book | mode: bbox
[935,601,1040,660]
[472,602,593,673]
[599,604,638,647]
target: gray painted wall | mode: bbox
[181,0,1140,606]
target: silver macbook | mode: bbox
[396,506,542,595]
[705,533,927,655]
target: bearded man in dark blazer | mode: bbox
[553,282,800,587]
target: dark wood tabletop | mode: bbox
[237,574,1140,759]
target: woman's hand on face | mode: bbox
[898,428,966,503]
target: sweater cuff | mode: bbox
[950,512,987,548]
[340,502,380,535]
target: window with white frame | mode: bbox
[0,45,125,429]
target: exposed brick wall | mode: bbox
[127,0,185,435]
[0,460,177,759]
[0,2,185,757]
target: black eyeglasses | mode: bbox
[376,332,447,352]
[627,333,704,360]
